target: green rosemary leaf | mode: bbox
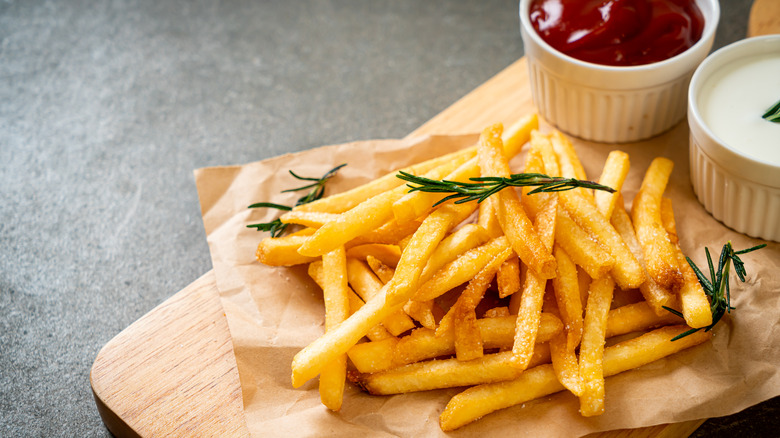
[670,241,764,341]
[397,170,614,207]
[247,164,346,236]
[762,99,780,123]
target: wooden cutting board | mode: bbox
[91,9,779,435]
[91,56,710,438]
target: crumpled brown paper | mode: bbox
[195,124,780,438]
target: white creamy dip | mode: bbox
[699,53,780,167]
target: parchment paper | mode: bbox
[195,123,780,437]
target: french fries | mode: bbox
[251,118,719,432]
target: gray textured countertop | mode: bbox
[1,0,777,436]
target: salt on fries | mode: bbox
[252,115,724,431]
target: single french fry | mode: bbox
[279,210,340,229]
[346,244,402,268]
[393,313,562,369]
[511,192,557,370]
[477,196,503,238]
[308,261,394,342]
[294,142,478,214]
[291,202,475,387]
[610,198,676,315]
[578,276,615,417]
[478,123,557,279]
[346,258,415,336]
[605,301,679,337]
[594,150,630,220]
[439,326,711,431]
[353,347,551,395]
[256,233,319,266]
[550,130,593,202]
[318,247,350,411]
[542,293,582,397]
[661,200,712,329]
[413,236,511,302]
[555,208,614,280]
[632,157,683,292]
[560,189,644,290]
[549,328,582,397]
[497,254,521,298]
[552,244,583,352]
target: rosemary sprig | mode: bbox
[247,163,346,237]
[762,98,780,123]
[397,171,615,206]
[664,241,766,341]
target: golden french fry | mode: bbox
[439,326,711,431]
[578,276,615,417]
[511,192,557,370]
[594,150,630,219]
[550,130,593,202]
[353,347,551,395]
[349,313,563,374]
[605,301,679,337]
[318,247,350,411]
[560,189,644,290]
[610,197,676,315]
[660,199,712,329]
[549,330,582,397]
[632,157,683,292]
[496,254,521,298]
[477,196,503,238]
[279,210,340,228]
[552,244,583,351]
[256,233,319,266]
[484,306,511,318]
[478,123,557,279]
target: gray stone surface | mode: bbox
[0,0,775,436]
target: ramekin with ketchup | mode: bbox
[519,0,719,143]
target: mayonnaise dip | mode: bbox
[699,53,780,167]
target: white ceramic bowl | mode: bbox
[519,0,719,143]
[688,35,780,242]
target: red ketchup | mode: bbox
[529,0,704,66]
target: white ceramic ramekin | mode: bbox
[519,0,719,143]
[688,35,780,242]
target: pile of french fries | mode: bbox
[255,113,713,431]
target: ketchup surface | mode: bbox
[529,0,704,66]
